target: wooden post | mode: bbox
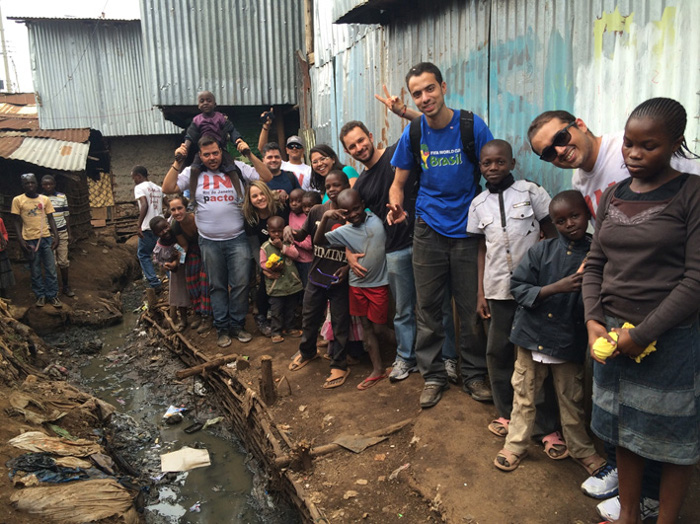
[259,355,277,405]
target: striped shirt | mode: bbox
[47,192,69,231]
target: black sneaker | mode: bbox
[63,286,75,297]
[420,383,449,409]
[463,379,493,402]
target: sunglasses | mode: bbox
[536,122,577,162]
[287,143,303,150]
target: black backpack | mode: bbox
[409,110,481,192]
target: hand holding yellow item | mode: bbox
[265,253,282,269]
[592,322,657,363]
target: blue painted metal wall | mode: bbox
[309,0,699,196]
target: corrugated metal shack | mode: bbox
[306,0,699,196]
[0,93,109,258]
[139,0,307,151]
[12,3,308,201]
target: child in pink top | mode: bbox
[288,188,312,288]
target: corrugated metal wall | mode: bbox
[28,20,180,137]
[311,0,699,195]
[140,0,304,107]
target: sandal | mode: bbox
[488,417,509,438]
[322,368,350,389]
[288,351,319,371]
[542,431,569,460]
[357,374,387,391]
[271,335,284,344]
[574,453,607,476]
[494,448,527,472]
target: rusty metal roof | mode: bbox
[7,137,89,172]
[0,136,26,159]
[0,118,39,130]
[0,93,36,106]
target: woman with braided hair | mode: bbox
[583,97,700,524]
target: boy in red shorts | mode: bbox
[325,188,389,390]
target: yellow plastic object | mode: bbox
[592,322,657,363]
[265,253,281,269]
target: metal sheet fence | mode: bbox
[309,0,699,194]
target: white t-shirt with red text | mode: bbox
[176,162,259,241]
[281,161,313,191]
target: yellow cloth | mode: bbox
[265,253,281,268]
[10,194,55,240]
[592,322,657,363]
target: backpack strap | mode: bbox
[409,110,480,191]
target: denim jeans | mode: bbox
[137,230,160,288]
[386,245,456,365]
[412,219,487,386]
[199,235,251,332]
[26,237,58,299]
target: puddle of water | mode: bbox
[65,316,268,523]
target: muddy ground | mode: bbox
[2,232,699,523]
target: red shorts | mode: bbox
[349,285,389,324]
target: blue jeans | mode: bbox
[386,246,456,365]
[412,219,487,386]
[137,230,160,288]
[199,235,251,332]
[26,237,58,299]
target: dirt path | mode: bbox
[174,321,700,523]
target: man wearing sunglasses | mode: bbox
[528,110,699,222]
[528,109,699,521]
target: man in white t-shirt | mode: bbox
[527,109,700,521]
[281,136,313,191]
[528,110,699,222]
[132,166,164,292]
[163,135,272,348]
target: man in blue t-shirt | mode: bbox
[388,62,494,409]
[261,142,301,201]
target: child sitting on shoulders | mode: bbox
[493,190,606,476]
[324,188,388,391]
[150,216,190,331]
[260,215,303,343]
[175,90,244,205]
[468,139,562,452]
[287,188,313,289]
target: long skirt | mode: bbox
[185,244,212,316]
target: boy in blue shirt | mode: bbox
[325,189,388,390]
[493,190,606,476]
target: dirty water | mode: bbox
[44,284,296,523]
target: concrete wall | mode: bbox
[107,134,182,203]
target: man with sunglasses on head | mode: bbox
[258,108,313,191]
[528,110,699,521]
[528,110,699,223]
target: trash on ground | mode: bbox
[8,431,102,457]
[160,447,210,472]
[184,423,203,434]
[202,416,224,430]
[389,463,411,481]
[48,424,77,441]
[10,478,135,523]
[8,392,66,425]
[6,452,89,485]
[332,434,387,454]
[189,501,201,512]
[162,405,186,425]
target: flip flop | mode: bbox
[494,448,527,472]
[357,374,387,391]
[574,453,607,476]
[288,351,320,371]
[488,417,510,438]
[542,431,569,460]
[322,368,350,389]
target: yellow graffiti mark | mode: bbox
[593,6,634,59]
[652,6,676,56]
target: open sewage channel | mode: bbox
[43,282,297,524]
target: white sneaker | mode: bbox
[389,360,418,382]
[596,495,660,521]
[581,464,618,499]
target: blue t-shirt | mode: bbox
[391,109,493,238]
[266,170,301,195]
[324,212,388,288]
